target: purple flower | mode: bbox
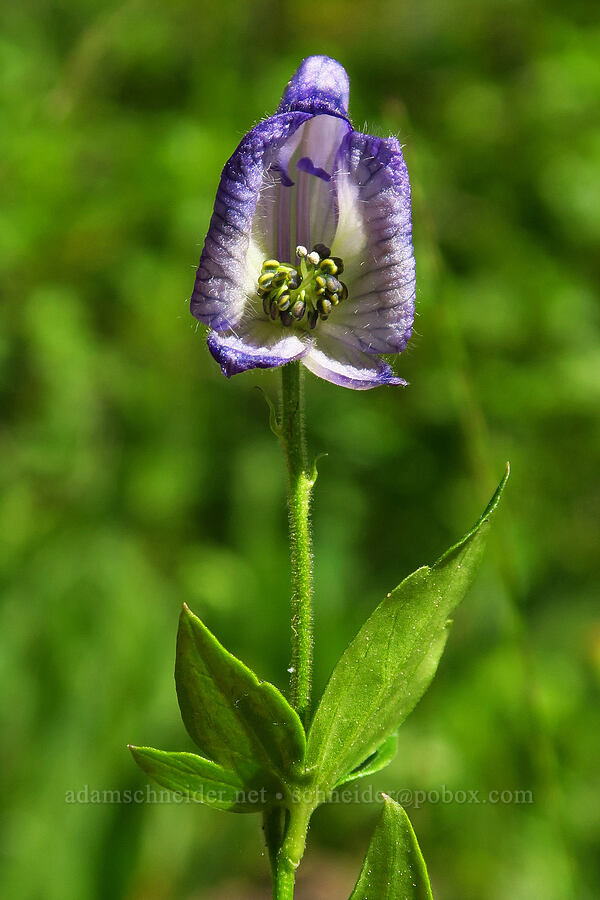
[190,56,415,390]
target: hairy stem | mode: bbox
[279,361,314,729]
[265,362,315,899]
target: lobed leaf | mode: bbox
[307,467,509,793]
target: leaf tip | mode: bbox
[378,794,412,832]
[438,465,510,566]
[483,463,510,521]
[180,602,197,627]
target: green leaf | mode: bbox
[349,795,433,899]
[307,466,509,794]
[128,745,266,813]
[175,604,306,792]
[334,733,398,789]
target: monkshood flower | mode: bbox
[190,56,415,389]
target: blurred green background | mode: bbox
[2,1,599,898]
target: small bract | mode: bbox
[190,56,415,390]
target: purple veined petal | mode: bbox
[290,114,351,250]
[278,56,350,119]
[327,131,416,355]
[303,334,406,390]
[207,319,311,378]
[253,113,351,263]
[191,111,312,331]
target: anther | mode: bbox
[307,251,320,266]
[262,259,280,271]
[295,245,308,258]
[319,258,337,274]
[313,243,331,258]
[317,297,332,318]
[280,310,293,327]
[291,300,306,319]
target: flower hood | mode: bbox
[190,55,415,390]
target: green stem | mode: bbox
[279,361,314,728]
[267,362,315,899]
[263,807,286,876]
[272,804,313,900]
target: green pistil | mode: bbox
[257,244,348,330]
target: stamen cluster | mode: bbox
[257,244,348,330]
